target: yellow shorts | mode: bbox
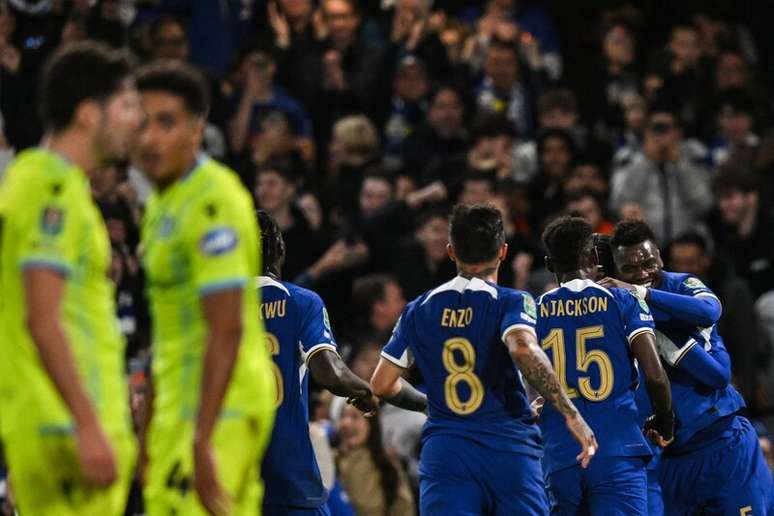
[5,423,136,516]
[144,412,274,516]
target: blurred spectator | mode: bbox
[711,165,774,300]
[613,91,647,167]
[351,274,406,339]
[458,171,496,205]
[656,24,704,135]
[564,161,609,199]
[708,89,759,168]
[667,231,770,413]
[381,56,429,163]
[335,404,415,516]
[475,37,534,136]
[397,84,468,185]
[565,188,614,235]
[528,127,575,227]
[392,208,456,300]
[610,104,711,243]
[229,46,314,168]
[255,161,326,280]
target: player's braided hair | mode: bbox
[542,216,593,274]
[257,210,285,277]
[592,233,616,278]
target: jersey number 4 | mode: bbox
[442,338,484,415]
[541,325,613,401]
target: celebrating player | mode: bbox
[0,42,141,515]
[135,61,276,515]
[538,216,673,515]
[257,211,378,516]
[370,204,596,515]
[603,220,774,514]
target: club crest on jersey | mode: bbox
[199,227,238,256]
[523,294,537,319]
[40,205,64,235]
[683,277,706,289]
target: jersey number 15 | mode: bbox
[541,325,613,402]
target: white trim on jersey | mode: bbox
[501,323,537,343]
[421,275,498,306]
[257,275,291,295]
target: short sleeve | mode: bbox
[184,194,250,295]
[381,305,414,369]
[16,191,79,275]
[618,290,655,345]
[500,291,537,343]
[677,275,719,302]
[298,291,338,365]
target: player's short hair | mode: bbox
[449,204,505,265]
[257,210,286,277]
[542,216,593,273]
[39,41,132,132]
[611,219,657,249]
[136,60,209,118]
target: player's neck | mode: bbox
[44,130,98,177]
[458,266,499,284]
[556,270,586,284]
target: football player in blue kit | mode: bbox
[538,217,674,515]
[370,204,597,516]
[602,220,774,515]
[256,212,378,516]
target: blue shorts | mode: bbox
[646,462,664,516]
[660,416,774,516]
[419,435,548,515]
[263,503,331,516]
[545,456,648,516]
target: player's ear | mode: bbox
[74,99,102,132]
[446,243,456,262]
[498,243,508,262]
[544,255,554,273]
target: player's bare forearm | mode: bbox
[371,358,428,412]
[24,269,100,428]
[308,349,371,399]
[196,289,244,445]
[506,330,578,420]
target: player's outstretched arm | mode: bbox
[505,327,598,468]
[24,268,118,488]
[309,350,378,416]
[195,288,245,515]
[630,332,674,447]
[370,358,428,413]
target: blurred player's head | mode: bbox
[542,216,594,277]
[610,220,663,288]
[448,204,507,277]
[257,210,286,278]
[39,41,140,164]
[591,233,616,281]
[134,60,209,189]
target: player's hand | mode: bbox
[348,394,379,417]
[193,440,231,516]
[565,413,598,469]
[75,420,118,488]
[598,277,636,293]
[643,412,675,448]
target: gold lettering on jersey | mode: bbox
[260,300,286,320]
[539,297,608,317]
[440,307,473,327]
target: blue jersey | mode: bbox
[644,271,745,450]
[536,279,654,474]
[259,276,337,508]
[381,275,542,456]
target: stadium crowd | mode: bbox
[1,0,774,514]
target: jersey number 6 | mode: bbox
[266,332,284,408]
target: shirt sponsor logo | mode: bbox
[199,227,238,256]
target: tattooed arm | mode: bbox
[505,327,598,468]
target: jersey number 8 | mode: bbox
[266,333,284,408]
[442,338,484,415]
[541,325,613,402]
